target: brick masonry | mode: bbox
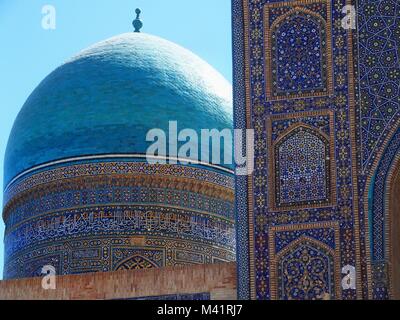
[0,262,237,300]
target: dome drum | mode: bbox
[2,32,235,279]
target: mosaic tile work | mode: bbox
[370,128,400,262]
[355,0,400,299]
[5,204,234,258]
[363,127,400,299]
[4,175,233,228]
[233,0,373,300]
[268,222,341,300]
[4,161,234,205]
[264,0,333,100]
[356,0,400,169]
[277,240,334,299]
[3,161,235,279]
[112,248,163,270]
[274,125,330,207]
[272,11,326,96]
[267,111,336,211]
[233,0,400,300]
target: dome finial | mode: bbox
[132,8,143,33]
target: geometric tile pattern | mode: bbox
[234,0,400,300]
[276,239,335,300]
[268,223,341,300]
[355,0,400,300]
[357,0,400,169]
[3,161,235,279]
[232,0,378,300]
[264,0,333,100]
[271,11,327,97]
[274,126,330,208]
[366,127,400,299]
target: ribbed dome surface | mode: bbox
[4,33,233,186]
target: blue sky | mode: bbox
[0,0,232,278]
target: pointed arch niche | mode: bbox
[264,1,333,101]
[268,222,341,300]
[366,126,400,299]
[269,122,335,211]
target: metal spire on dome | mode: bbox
[132,8,143,32]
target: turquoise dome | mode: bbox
[4,33,233,186]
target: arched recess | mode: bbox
[266,7,333,100]
[274,236,337,300]
[271,124,333,210]
[366,126,400,299]
[115,255,158,271]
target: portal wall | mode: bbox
[233,0,400,300]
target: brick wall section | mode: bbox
[0,262,237,300]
